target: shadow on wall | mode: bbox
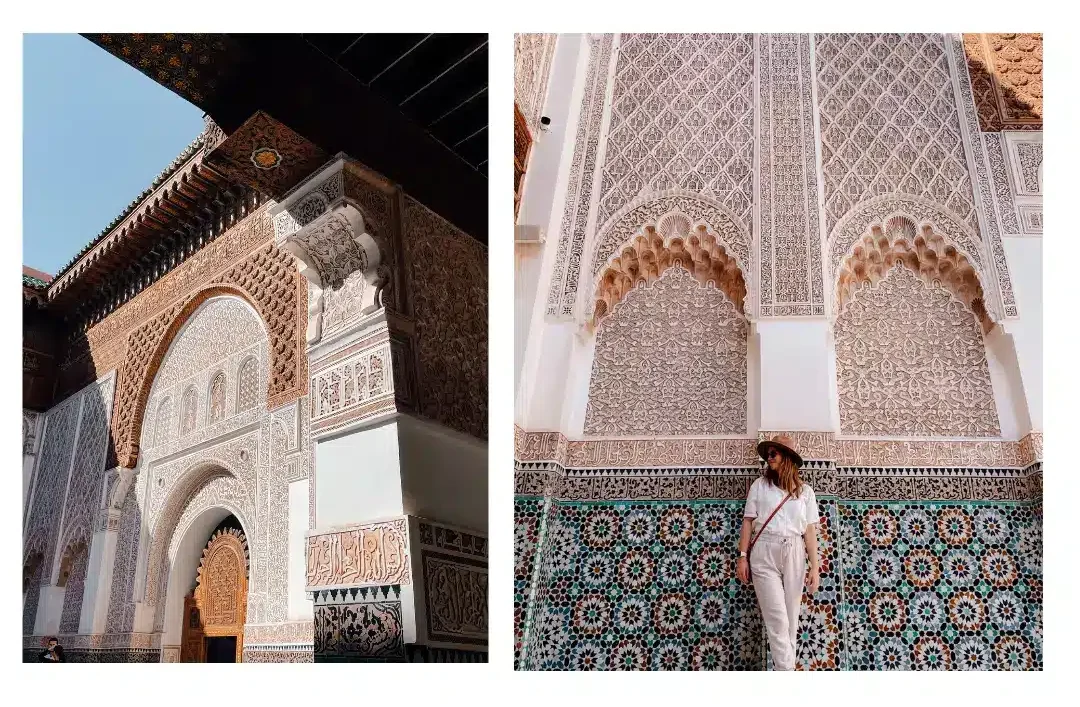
[963,36,1042,128]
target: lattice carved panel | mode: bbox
[55,375,116,566]
[599,34,755,232]
[585,266,747,436]
[815,33,977,236]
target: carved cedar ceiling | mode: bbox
[591,216,746,331]
[963,33,1042,132]
[837,216,993,334]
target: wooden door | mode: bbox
[179,527,249,662]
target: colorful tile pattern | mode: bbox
[515,495,1042,671]
[838,501,1041,670]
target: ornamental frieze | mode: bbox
[306,518,411,590]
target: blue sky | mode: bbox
[23,34,205,276]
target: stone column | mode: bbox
[77,509,122,634]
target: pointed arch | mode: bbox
[591,190,751,282]
[589,219,747,331]
[826,194,998,319]
[837,216,993,333]
[112,240,307,470]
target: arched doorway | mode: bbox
[179,515,249,662]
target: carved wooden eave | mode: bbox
[45,125,256,323]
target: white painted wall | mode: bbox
[515,242,544,395]
[517,35,594,432]
[396,415,487,532]
[314,419,404,529]
[985,327,1028,440]
[287,478,312,620]
[1003,237,1043,431]
[755,319,836,432]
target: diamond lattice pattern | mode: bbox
[599,33,755,230]
[815,33,977,237]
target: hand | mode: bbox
[736,556,749,584]
[806,566,820,595]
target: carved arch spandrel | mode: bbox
[835,215,994,333]
[825,193,1004,319]
[112,245,306,469]
[589,208,748,331]
[591,191,752,278]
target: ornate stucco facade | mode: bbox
[23,34,488,663]
[514,33,1042,670]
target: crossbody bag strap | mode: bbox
[747,492,793,556]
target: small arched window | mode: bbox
[180,386,198,436]
[209,372,226,424]
[154,397,173,447]
[237,357,258,412]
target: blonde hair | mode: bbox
[765,450,803,498]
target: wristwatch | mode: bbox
[738,551,747,558]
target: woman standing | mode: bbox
[735,435,820,671]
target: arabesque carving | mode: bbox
[835,264,1000,437]
[111,240,305,469]
[837,216,993,333]
[585,266,747,436]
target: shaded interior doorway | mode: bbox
[206,636,238,663]
[179,515,249,662]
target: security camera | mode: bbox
[539,116,551,132]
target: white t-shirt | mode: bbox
[743,477,820,537]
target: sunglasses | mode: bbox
[766,449,781,459]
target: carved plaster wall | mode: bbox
[834,263,1000,437]
[402,196,488,440]
[515,33,558,135]
[962,34,1042,133]
[23,372,115,590]
[547,34,613,318]
[101,294,311,644]
[815,33,977,236]
[585,266,747,436]
[757,33,825,316]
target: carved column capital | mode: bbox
[270,159,385,346]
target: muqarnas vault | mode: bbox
[513,32,1042,670]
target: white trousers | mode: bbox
[750,532,805,671]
